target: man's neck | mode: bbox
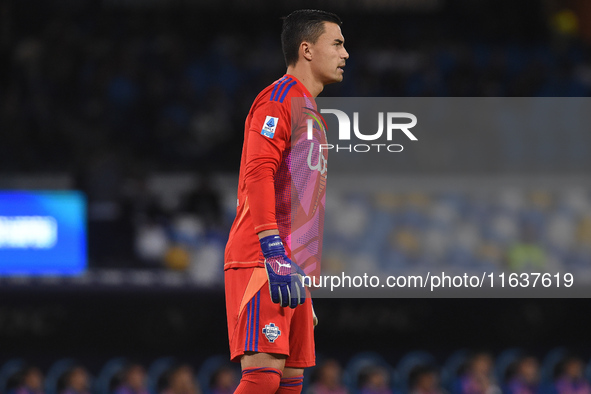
[285,66,323,97]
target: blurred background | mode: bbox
[1,0,591,393]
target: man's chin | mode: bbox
[324,75,344,85]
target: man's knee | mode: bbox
[282,367,304,378]
[234,352,286,394]
[238,367,282,394]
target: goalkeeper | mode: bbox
[224,9,348,394]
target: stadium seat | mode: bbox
[394,350,436,392]
[585,357,591,384]
[195,355,239,394]
[494,348,524,384]
[45,358,76,394]
[147,357,177,394]
[0,359,25,394]
[301,353,353,393]
[95,358,128,394]
[440,349,470,392]
[540,347,568,385]
[344,351,397,394]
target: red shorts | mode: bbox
[224,266,315,368]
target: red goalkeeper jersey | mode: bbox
[224,74,327,277]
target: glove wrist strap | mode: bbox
[259,234,286,258]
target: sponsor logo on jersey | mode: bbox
[261,116,279,138]
[262,323,281,343]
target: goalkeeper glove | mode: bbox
[260,234,306,308]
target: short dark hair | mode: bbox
[281,9,342,67]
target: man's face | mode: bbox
[126,366,146,391]
[69,368,89,392]
[309,22,349,85]
[24,369,43,391]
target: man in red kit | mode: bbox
[224,9,349,394]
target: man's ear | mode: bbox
[301,41,313,61]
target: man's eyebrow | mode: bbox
[333,39,344,44]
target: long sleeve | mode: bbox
[243,101,290,234]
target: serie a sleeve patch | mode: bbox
[261,116,279,138]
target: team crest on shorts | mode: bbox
[262,323,281,343]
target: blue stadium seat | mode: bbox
[344,351,397,394]
[585,357,591,384]
[0,359,25,394]
[494,348,524,384]
[95,357,128,394]
[147,357,177,394]
[302,353,353,393]
[394,350,436,392]
[540,347,567,385]
[45,358,76,394]
[196,355,239,394]
[440,349,470,393]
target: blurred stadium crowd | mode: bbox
[2,3,591,173]
[1,1,591,280]
[322,186,591,278]
[3,348,591,394]
[81,176,591,285]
